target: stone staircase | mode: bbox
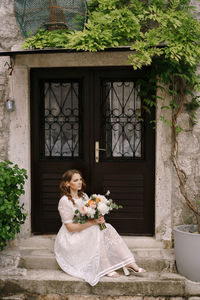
[17,236,175,272]
[0,236,200,300]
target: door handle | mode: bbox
[95,141,106,163]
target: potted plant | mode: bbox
[0,160,28,251]
[23,0,200,281]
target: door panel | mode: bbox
[92,69,155,235]
[31,67,155,235]
[31,68,91,233]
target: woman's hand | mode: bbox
[94,214,105,225]
[65,215,105,232]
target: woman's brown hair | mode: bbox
[59,169,86,204]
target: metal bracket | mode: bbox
[4,57,14,75]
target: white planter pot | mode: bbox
[174,225,200,282]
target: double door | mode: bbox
[31,67,155,235]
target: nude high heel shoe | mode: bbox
[123,266,130,276]
[123,266,146,276]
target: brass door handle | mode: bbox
[95,141,106,163]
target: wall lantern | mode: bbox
[5,99,15,112]
[4,61,15,112]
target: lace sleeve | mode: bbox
[58,196,74,224]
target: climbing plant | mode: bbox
[23,0,200,230]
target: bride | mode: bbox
[54,169,146,286]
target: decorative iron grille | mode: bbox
[103,81,143,158]
[43,82,81,158]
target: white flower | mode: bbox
[96,194,109,204]
[85,207,95,218]
[105,190,110,196]
[81,206,88,215]
[97,202,110,215]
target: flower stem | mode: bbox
[99,223,107,230]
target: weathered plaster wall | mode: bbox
[172,99,200,228]
[8,65,31,237]
[0,0,30,236]
[155,87,173,247]
[155,85,200,246]
[0,0,23,160]
[0,56,9,160]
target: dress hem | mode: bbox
[56,254,135,286]
[90,256,135,286]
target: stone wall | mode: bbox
[0,56,9,160]
[170,1,200,229]
[172,102,200,228]
[155,81,200,236]
[1,295,200,300]
[0,0,23,160]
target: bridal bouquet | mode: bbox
[73,191,122,230]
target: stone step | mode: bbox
[0,248,20,269]
[0,236,175,273]
[18,246,171,257]
[0,295,25,300]
[1,236,199,299]
[14,235,165,250]
[14,235,56,250]
[1,269,198,298]
[18,248,175,272]
[10,236,175,273]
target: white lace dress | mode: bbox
[54,194,135,286]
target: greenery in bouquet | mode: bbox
[73,191,122,230]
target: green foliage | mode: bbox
[23,29,70,49]
[73,209,86,224]
[0,160,28,251]
[185,96,200,125]
[24,0,142,51]
[66,1,141,51]
[129,0,200,67]
[127,0,200,127]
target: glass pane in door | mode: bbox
[43,82,81,158]
[103,81,143,158]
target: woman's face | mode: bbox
[67,173,83,193]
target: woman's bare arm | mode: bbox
[65,215,105,232]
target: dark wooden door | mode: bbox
[31,67,155,235]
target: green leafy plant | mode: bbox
[23,29,70,49]
[0,160,28,250]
